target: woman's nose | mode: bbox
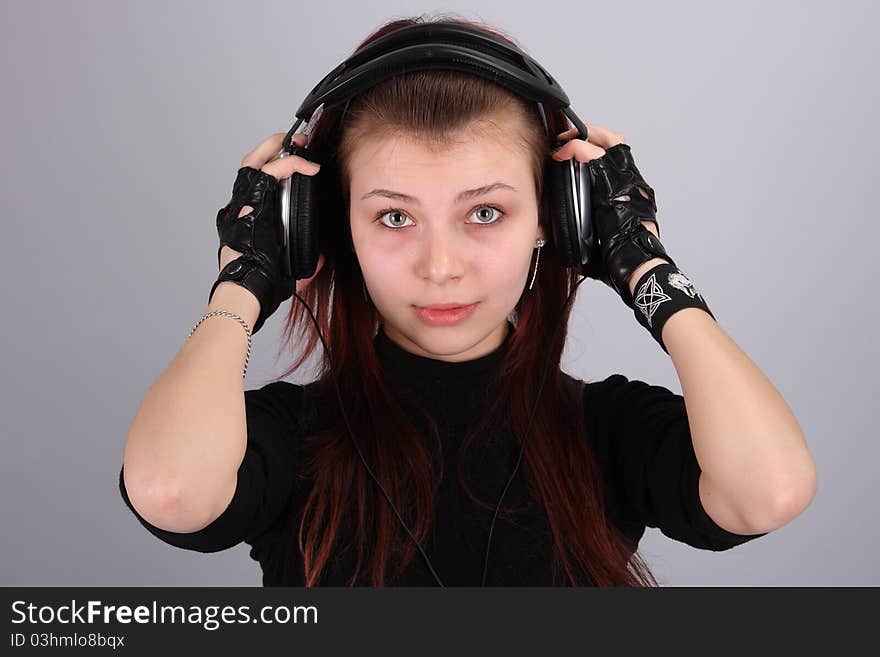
[417,230,465,283]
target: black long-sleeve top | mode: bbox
[118,321,768,585]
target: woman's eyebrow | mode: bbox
[359,182,518,205]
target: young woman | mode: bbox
[119,14,817,587]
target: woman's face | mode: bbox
[348,125,544,362]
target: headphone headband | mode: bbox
[283,21,587,150]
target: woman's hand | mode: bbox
[550,123,658,237]
[211,132,325,335]
[219,132,323,272]
[550,123,672,308]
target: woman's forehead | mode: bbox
[349,134,533,193]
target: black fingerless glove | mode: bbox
[587,143,676,309]
[209,166,295,335]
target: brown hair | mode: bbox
[269,11,659,587]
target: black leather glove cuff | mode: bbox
[209,254,278,335]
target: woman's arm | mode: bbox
[625,222,818,535]
[122,283,260,532]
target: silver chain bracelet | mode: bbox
[187,310,253,380]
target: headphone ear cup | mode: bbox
[546,158,582,268]
[288,170,321,280]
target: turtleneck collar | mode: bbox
[374,320,514,386]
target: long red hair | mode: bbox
[267,12,659,587]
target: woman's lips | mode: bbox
[414,302,479,326]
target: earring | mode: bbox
[528,238,546,291]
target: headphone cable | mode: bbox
[290,273,587,587]
[480,274,587,586]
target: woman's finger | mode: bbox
[583,123,627,149]
[240,132,308,169]
[551,122,631,163]
[555,123,625,147]
[260,147,320,181]
[551,138,606,163]
[555,126,579,141]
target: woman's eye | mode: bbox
[470,205,505,225]
[373,205,506,230]
[375,209,413,229]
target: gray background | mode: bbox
[1,0,875,586]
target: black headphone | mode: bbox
[274,21,594,586]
